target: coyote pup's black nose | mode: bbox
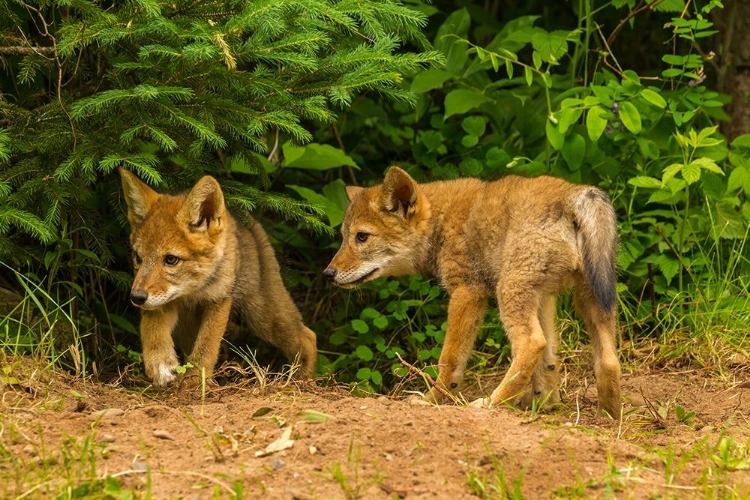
[130,289,148,306]
[322,268,337,282]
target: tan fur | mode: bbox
[120,169,317,387]
[325,167,622,418]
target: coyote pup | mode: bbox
[324,167,621,417]
[120,169,317,386]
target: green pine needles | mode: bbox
[0,0,442,258]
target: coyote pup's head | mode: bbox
[324,166,431,288]
[120,169,228,310]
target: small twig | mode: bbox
[395,352,454,402]
[0,46,54,56]
[640,386,668,429]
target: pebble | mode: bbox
[272,456,285,471]
[308,445,318,455]
[100,433,116,443]
[22,444,36,456]
[152,430,174,440]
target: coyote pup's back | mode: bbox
[120,169,317,386]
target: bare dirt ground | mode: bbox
[2,357,750,499]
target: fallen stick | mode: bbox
[395,352,455,402]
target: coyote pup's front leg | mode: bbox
[140,307,179,386]
[182,298,233,386]
[426,287,487,403]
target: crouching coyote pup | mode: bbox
[120,169,317,387]
[324,167,622,418]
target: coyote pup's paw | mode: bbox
[469,397,492,409]
[145,356,179,387]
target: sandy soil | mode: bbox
[1,360,750,499]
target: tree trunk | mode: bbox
[715,0,750,140]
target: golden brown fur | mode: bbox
[120,169,317,387]
[325,167,621,418]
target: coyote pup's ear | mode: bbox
[345,186,365,202]
[178,176,226,233]
[380,166,418,218]
[119,168,159,227]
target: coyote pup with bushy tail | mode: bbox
[120,169,317,387]
[324,167,622,418]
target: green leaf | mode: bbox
[461,135,479,147]
[586,106,608,141]
[351,319,369,334]
[637,138,660,159]
[655,254,680,284]
[524,66,533,86]
[530,31,568,62]
[546,119,564,150]
[436,8,471,74]
[640,89,667,109]
[727,166,749,192]
[373,316,388,330]
[561,133,585,171]
[619,101,642,134]
[558,107,582,134]
[662,163,684,185]
[355,345,374,361]
[461,116,486,137]
[287,185,343,227]
[356,367,371,380]
[691,157,723,175]
[444,89,490,119]
[628,176,662,189]
[505,59,513,79]
[682,161,701,184]
[370,370,383,385]
[411,69,452,94]
[283,143,359,170]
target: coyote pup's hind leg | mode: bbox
[477,288,547,408]
[574,280,622,419]
[518,294,561,409]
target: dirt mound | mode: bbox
[1,361,749,499]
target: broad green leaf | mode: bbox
[727,166,749,192]
[444,89,490,119]
[356,367,371,380]
[558,107,582,134]
[619,101,642,134]
[640,89,667,109]
[373,316,388,330]
[586,106,608,141]
[561,133,585,170]
[530,30,568,62]
[655,254,680,284]
[682,161,701,184]
[546,119,564,150]
[628,176,662,189]
[505,59,513,79]
[370,370,383,385]
[283,143,359,170]
[461,135,479,147]
[436,8,471,74]
[691,157,723,175]
[532,50,542,69]
[661,163,683,185]
[355,345,374,361]
[287,185,344,227]
[411,69,452,94]
[637,138,660,159]
[461,116,486,136]
[351,319,369,334]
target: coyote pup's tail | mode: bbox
[574,189,618,312]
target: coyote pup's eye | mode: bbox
[356,232,369,243]
[164,254,180,266]
[134,253,142,266]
